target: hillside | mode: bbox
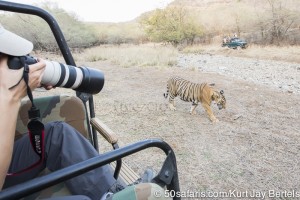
[82,0,300,46]
[166,0,300,44]
[88,21,146,44]
[169,0,299,10]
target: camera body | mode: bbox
[7,55,105,94]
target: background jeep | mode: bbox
[222,37,248,49]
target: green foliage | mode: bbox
[140,7,203,46]
[0,2,98,51]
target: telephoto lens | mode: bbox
[7,56,105,94]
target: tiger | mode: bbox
[163,76,226,123]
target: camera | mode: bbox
[7,55,105,94]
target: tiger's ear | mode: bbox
[220,90,224,95]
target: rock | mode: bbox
[233,115,242,120]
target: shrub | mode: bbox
[0,2,99,52]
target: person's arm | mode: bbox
[0,57,46,189]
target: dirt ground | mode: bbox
[37,56,300,198]
[79,58,299,197]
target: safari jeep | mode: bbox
[0,1,181,200]
[222,37,248,49]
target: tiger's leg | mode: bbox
[168,93,176,111]
[190,102,198,115]
[201,103,219,123]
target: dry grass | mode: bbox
[71,43,300,72]
[183,44,300,63]
[37,43,300,68]
[73,44,179,68]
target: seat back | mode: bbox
[16,95,89,141]
[15,95,89,199]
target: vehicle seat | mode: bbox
[15,94,139,199]
[16,95,88,199]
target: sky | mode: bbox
[3,0,174,22]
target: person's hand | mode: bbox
[0,56,46,104]
[27,58,46,91]
[43,85,54,90]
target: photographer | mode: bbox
[0,25,167,200]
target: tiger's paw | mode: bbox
[169,104,176,111]
[190,110,197,115]
[211,117,219,123]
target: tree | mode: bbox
[266,0,297,45]
[140,6,203,46]
[253,0,298,45]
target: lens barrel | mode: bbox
[7,56,105,94]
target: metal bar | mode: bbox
[113,143,122,179]
[0,0,75,66]
[88,96,98,150]
[0,139,180,200]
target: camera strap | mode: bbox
[7,57,45,176]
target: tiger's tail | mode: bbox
[163,84,169,99]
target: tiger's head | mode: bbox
[212,90,226,110]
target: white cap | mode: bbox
[0,25,33,56]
